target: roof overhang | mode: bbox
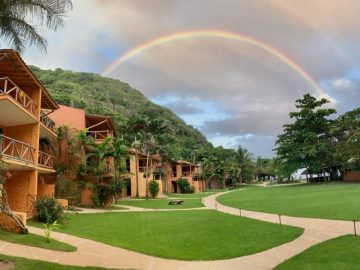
[0,49,59,110]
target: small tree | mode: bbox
[148,180,159,198]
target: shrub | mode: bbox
[148,180,160,198]
[91,183,111,207]
[33,196,64,224]
[176,178,191,193]
[188,185,195,193]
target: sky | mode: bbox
[11,0,360,157]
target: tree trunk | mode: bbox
[145,151,150,199]
[135,153,139,198]
[0,185,28,234]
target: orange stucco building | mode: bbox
[165,160,205,193]
[124,150,163,198]
[51,105,117,206]
[0,49,59,218]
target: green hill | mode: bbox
[30,66,213,161]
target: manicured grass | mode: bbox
[0,254,122,270]
[0,229,76,252]
[275,235,360,269]
[116,198,203,209]
[29,210,303,260]
[217,183,360,220]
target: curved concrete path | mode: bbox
[0,191,357,270]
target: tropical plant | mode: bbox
[148,180,159,198]
[33,196,64,224]
[43,220,60,243]
[234,146,254,183]
[176,178,191,193]
[0,0,73,53]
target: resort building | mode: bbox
[124,150,163,197]
[50,105,117,206]
[0,49,59,219]
[165,160,205,193]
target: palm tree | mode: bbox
[75,130,93,166]
[234,146,253,183]
[0,0,73,53]
[87,137,113,175]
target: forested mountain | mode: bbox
[30,66,213,161]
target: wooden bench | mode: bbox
[168,199,184,205]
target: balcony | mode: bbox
[0,135,35,165]
[40,111,55,132]
[38,151,54,169]
[0,77,38,118]
[86,130,112,142]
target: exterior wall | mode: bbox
[343,171,360,182]
[37,181,55,197]
[4,170,37,217]
[164,161,203,194]
[127,154,163,198]
[50,105,86,130]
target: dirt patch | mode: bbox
[0,260,15,270]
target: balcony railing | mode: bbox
[181,171,192,177]
[86,130,112,141]
[40,111,56,132]
[0,77,38,117]
[0,135,35,163]
[38,151,54,168]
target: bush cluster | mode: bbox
[176,178,195,193]
[33,196,64,224]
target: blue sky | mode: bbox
[8,0,360,157]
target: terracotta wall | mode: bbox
[5,170,37,216]
[343,171,360,182]
[127,154,163,197]
[50,105,86,130]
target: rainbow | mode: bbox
[101,29,327,98]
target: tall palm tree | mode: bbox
[0,0,72,53]
[234,146,253,183]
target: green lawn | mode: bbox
[166,192,217,198]
[116,198,203,209]
[217,183,360,220]
[0,229,76,252]
[0,254,122,270]
[275,235,360,269]
[29,210,303,260]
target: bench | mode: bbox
[168,199,184,205]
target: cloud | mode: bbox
[331,79,353,90]
[163,100,202,115]
[11,0,360,157]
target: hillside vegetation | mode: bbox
[30,66,212,161]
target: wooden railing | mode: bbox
[38,151,54,168]
[181,171,192,177]
[0,135,35,163]
[0,77,38,117]
[40,111,55,132]
[86,130,112,141]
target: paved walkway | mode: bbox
[0,191,357,270]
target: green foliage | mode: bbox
[176,178,191,193]
[0,0,73,53]
[33,196,64,224]
[90,183,111,207]
[275,94,336,178]
[148,180,160,198]
[30,66,212,162]
[43,220,61,243]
